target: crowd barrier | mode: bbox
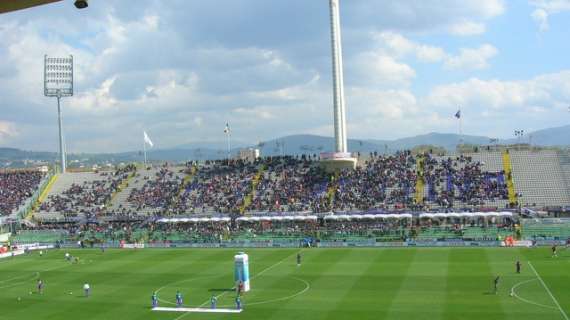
[16,239,569,249]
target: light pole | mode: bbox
[224,122,231,163]
[44,55,74,173]
[514,130,524,144]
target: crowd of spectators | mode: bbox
[334,151,418,211]
[419,154,508,208]
[248,156,332,213]
[40,166,135,214]
[0,170,44,215]
[180,159,259,214]
[7,151,511,219]
[127,166,184,213]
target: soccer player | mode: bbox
[83,283,90,297]
[297,253,301,267]
[515,260,521,274]
[210,295,217,309]
[65,252,71,261]
[37,279,44,294]
[39,250,43,257]
[151,292,158,308]
[494,276,500,294]
[566,238,570,249]
[552,245,558,258]
[175,291,183,307]
[237,281,244,296]
[235,295,242,310]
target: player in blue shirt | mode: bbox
[175,291,183,307]
[151,292,158,308]
[235,295,242,310]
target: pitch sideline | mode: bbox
[528,261,569,320]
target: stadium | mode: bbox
[1,1,570,320]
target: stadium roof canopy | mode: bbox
[0,0,61,14]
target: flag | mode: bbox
[454,110,461,119]
[143,131,153,147]
[224,123,230,134]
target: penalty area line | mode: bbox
[510,278,557,310]
[528,261,569,320]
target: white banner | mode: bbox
[121,243,145,249]
[0,233,10,243]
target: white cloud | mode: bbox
[449,21,487,36]
[348,0,504,35]
[444,44,498,70]
[351,52,416,88]
[0,0,566,152]
[0,121,18,142]
[372,32,446,63]
[531,9,550,31]
[426,71,570,112]
[372,32,499,72]
[343,70,570,140]
[529,0,570,31]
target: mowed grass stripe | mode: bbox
[526,255,570,320]
[6,250,174,320]
[444,248,505,319]
[279,249,386,320]
[484,248,558,320]
[0,249,227,320]
[386,248,450,320]
[294,249,382,320]
[170,249,301,320]
[324,248,416,320]
[1,247,569,320]
[218,248,327,320]
[250,248,359,320]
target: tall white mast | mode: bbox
[329,0,347,153]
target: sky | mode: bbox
[0,0,569,153]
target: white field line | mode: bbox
[174,251,301,320]
[510,278,557,310]
[528,261,569,320]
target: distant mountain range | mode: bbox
[1,125,568,167]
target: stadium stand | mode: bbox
[521,218,570,240]
[0,170,45,216]
[38,166,135,216]
[4,148,564,226]
[510,149,570,207]
[126,165,185,214]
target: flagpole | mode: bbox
[224,122,231,164]
[143,135,147,166]
[458,107,463,145]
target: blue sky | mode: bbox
[0,0,569,153]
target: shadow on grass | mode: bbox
[208,288,234,293]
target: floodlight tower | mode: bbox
[330,0,347,154]
[44,55,74,173]
[321,0,356,171]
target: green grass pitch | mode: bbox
[0,247,568,320]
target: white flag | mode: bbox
[143,131,153,147]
